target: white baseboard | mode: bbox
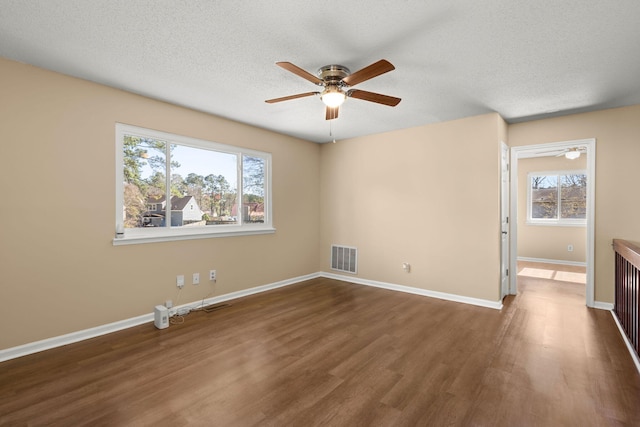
[320,272,503,310]
[0,272,320,363]
[610,310,640,375]
[192,272,320,310]
[1,271,507,362]
[593,301,614,310]
[0,313,153,363]
[517,257,587,267]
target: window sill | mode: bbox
[112,226,276,246]
[525,221,586,228]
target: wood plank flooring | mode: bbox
[1,265,639,426]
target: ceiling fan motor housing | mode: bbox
[318,65,351,107]
[317,65,351,86]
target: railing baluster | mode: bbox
[613,239,640,361]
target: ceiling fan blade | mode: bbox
[265,92,319,103]
[347,89,401,107]
[342,59,395,86]
[326,106,339,120]
[276,62,324,85]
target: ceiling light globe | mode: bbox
[321,90,346,108]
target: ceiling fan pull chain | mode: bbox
[330,120,336,143]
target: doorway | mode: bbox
[508,138,596,307]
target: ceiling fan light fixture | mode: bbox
[565,150,581,160]
[321,87,346,107]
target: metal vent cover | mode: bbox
[331,245,357,274]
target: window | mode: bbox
[527,170,587,226]
[115,124,273,244]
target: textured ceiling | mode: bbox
[1,0,639,143]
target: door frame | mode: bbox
[500,141,510,299]
[509,138,596,307]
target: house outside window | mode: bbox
[115,124,273,244]
[527,170,587,226]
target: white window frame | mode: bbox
[114,123,274,245]
[526,169,587,227]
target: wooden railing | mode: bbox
[613,239,640,359]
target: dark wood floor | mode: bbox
[1,264,639,426]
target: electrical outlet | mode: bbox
[402,262,411,273]
[568,244,574,252]
[193,272,200,285]
[176,275,185,288]
[209,270,217,281]
[165,300,173,309]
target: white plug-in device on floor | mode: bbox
[154,305,169,329]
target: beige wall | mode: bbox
[517,156,587,263]
[319,113,506,302]
[3,53,639,351]
[0,58,321,349]
[509,105,640,303]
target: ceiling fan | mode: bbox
[265,59,401,120]
[536,146,587,160]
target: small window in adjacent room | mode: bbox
[115,124,273,244]
[527,171,587,226]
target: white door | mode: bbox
[500,142,510,298]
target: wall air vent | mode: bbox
[331,245,357,274]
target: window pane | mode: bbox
[242,155,265,223]
[172,145,237,227]
[531,175,558,219]
[122,135,240,228]
[560,174,587,219]
[123,135,167,228]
